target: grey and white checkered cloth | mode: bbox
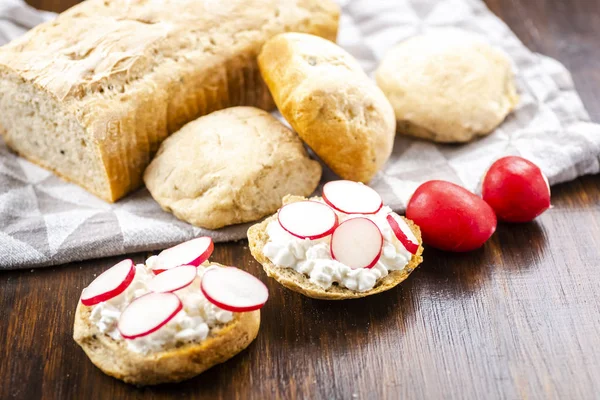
[1,0,599,269]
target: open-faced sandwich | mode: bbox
[73,238,268,386]
[248,181,424,300]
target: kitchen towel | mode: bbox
[1,0,599,269]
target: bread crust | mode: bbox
[247,196,424,300]
[73,262,261,386]
[0,0,340,202]
[258,33,396,183]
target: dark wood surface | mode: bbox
[1,0,599,399]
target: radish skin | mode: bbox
[406,180,497,252]
[482,156,551,223]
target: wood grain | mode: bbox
[1,0,599,399]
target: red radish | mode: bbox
[201,267,268,312]
[118,292,182,339]
[322,180,383,214]
[148,265,198,293]
[151,237,214,274]
[81,259,136,306]
[406,180,497,252]
[386,214,419,255]
[278,201,338,240]
[330,217,383,269]
[482,156,551,223]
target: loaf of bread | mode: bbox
[258,33,396,183]
[0,0,339,202]
[144,107,322,230]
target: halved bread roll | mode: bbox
[73,262,260,386]
[247,196,424,300]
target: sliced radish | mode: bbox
[81,259,136,306]
[278,201,338,240]
[148,265,198,293]
[118,292,182,339]
[386,214,419,255]
[322,180,383,214]
[330,217,383,269]
[152,237,214,274]
[201,267,268,312]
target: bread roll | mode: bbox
[376,29,519,143]
[144,107,322,230]
[258,33,396,183]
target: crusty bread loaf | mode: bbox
[258,33,396,183]
[247,195,424,300]
[144,107,322,229]
[0,0,339,202]
[73,262,261,386]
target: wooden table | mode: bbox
[2,0,599,399]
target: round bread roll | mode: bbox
[73,262,261,386]
[258,33,396,183]
[376,29,519,143]
[143,107,322,230]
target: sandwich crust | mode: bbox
[247,196,424,300]
[73,262,260,386]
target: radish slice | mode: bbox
[81,259,136,306]
[148,265,198,293]
[201,267,269,312]
[330,218,383,269]
[118,292,182,339]
[278,201,338,240]
[386,214,419,255]
[322,180,383,214]
[152,237,214,274]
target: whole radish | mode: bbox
[406,180,497,252]
[482,156,551,223]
